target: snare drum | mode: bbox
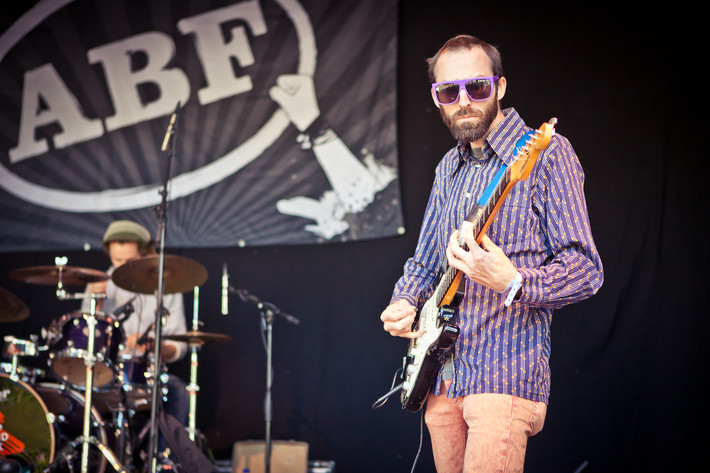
[0,373,107,472]
[47,311,124,388]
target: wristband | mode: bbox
[503,271,522,307]
[297,117,332,149]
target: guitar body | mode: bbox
[400,306,459,412]
[397,119,557,412]
[400,285,462,411]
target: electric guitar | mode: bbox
[400,118,557,412]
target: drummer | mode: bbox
[81,220,189,436]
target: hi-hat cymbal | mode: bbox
[0,287,29,322]
[163,331,233,344]
[9,265,109,286]
[111,255,208,295]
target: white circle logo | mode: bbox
[0,0,316,212]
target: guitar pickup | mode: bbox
[439,305,456,324]
[402,354,414,378]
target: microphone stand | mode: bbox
[262,306,274,473]
[146,101,181,473]
[232,288,299,473]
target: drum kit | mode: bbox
[0,255,231,473]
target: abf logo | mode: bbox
[0,0,395,239]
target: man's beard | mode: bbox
[441,98,499,144]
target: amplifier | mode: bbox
[232,440,308,473]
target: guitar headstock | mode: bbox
[509,118,557,182]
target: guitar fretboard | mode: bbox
[431,135,537,308]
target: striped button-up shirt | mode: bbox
[391,108,603,403]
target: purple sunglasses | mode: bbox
[431,76,500,105]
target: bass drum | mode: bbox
[0,374,107,472]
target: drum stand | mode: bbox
[186,287,201,442]
[50,257,127,473]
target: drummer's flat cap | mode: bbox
[102,220,152,246]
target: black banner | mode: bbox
[0,0,401,250]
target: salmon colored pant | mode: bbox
[424,387,547,473]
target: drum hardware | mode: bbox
[110,252,210,471]
[0,375,108,473]
[4,251,217,472]
[161,326,231,442]
[111,254,208,296]
[92,350,161,417]
[45,257,127,473]
[112,401,132,468]
[1,335,49,388]
[47,311,123,389]
[188,286,201,444]
[0,362,46,384]
[8,260,109,288]
[164,287,234,443]
[162,331,233,344]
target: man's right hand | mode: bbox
[380,299,423,339]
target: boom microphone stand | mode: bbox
[232,288,299,473]
[146,101,181,473]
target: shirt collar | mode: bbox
[485,108,529,166]
[450,108,527,174]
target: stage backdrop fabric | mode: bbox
[0,0,402,251]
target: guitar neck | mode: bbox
[465,164,514,244]
[433,121,556,309]
[435,164,513,308]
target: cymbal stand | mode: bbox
[51,256,127,473]
[147,101,181,473]
[187,285,201,442]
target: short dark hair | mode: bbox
[426,35,504,83]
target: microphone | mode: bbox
[221,263,229,315]
[161,102,181,151]
[112,295,138,319]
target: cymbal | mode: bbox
[111,255,208,295]
[9,265,109,286]
[163,331,232,344]
[0,287,29,322]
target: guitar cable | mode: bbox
[410,409,424,473]
[371,368,425,472]
[371,367,403,409]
